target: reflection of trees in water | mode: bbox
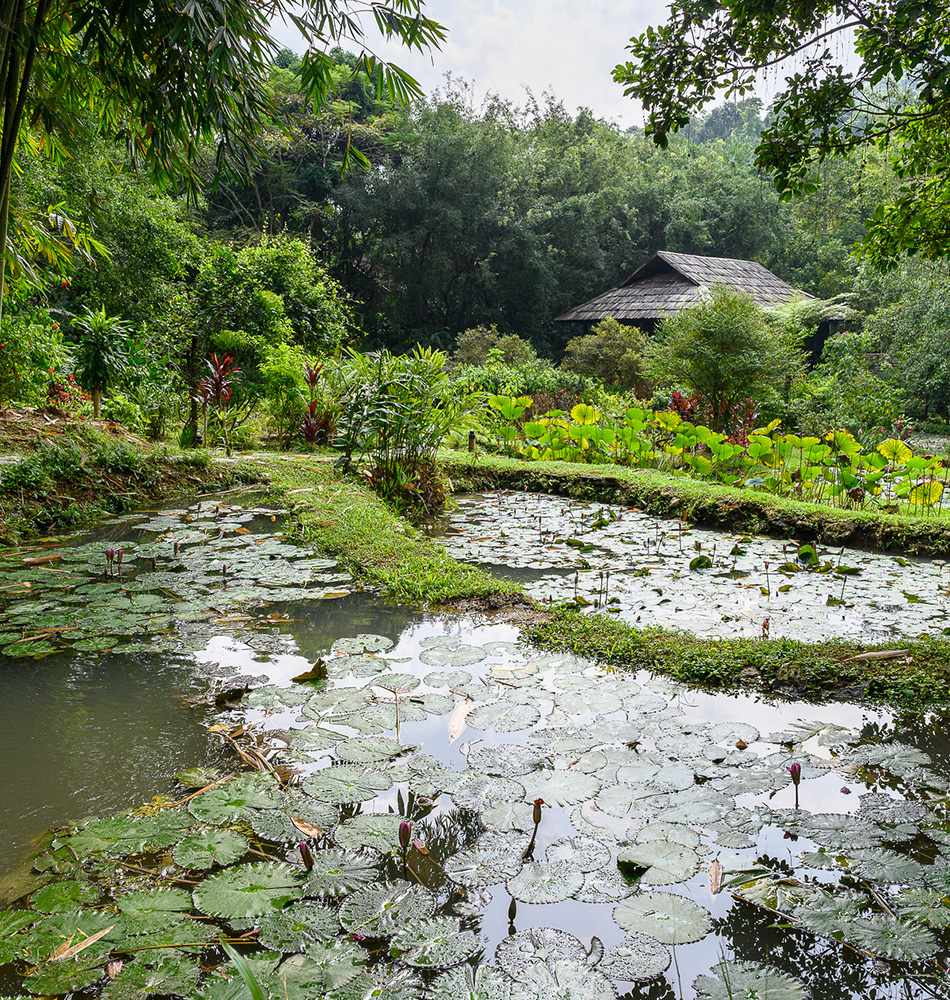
[275,594,419,661]
[715,900,905,1000]
[618,976,678,1000]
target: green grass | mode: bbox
[444,450,950,556]
[260,456,523,606]
[524,605,950,708]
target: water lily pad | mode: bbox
[575,867,636,904]
[693,962,809,1000]
[173,829,249,870]
[188,774,284,824]
[419,644,488,667]
[332,634,393,655]
[303,765,392,804]
[613,891,712,944]
[30,879,100,912]
[521,770,601,807]
[339,882,436,938]
[100,956,201,1000]
[452,774,526,812]
[545,837,612,872]
[428,964,512,1000]
[468,702,541,733]
[467,744,546,777]
[617,841,702,885]
[598,932,671,982]
[507,860,585,903]
[495,927,587,977]
[114,889,191,935]
[257,900,339,951]
[510,961,617,1000]
[192,862,304,922]
[302,849,380,896]
[332,814,403,853]
[390,915,479,968]
[334,736,407,764]
[444,833,526,888]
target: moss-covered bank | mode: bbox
[258,456,525,608]
[444,452,950,557]
[0,437,262,543]
[524,605,950,708]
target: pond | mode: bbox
[0,491,948,1000]
[436,491,950,641]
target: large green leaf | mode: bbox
[598,932,670,982]
[613,891,712,944]
[173,829,249,870]
[507,860,585,904]
[339,883,436,938]
[389,916,479,968]
[192,863,304,923]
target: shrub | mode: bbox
[646,285,805,430]
[0,306,68,405]
[561,317,649,393]
[453,324,536,365]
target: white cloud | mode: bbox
[272,0,667,125]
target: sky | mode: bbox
[270,0,671,128]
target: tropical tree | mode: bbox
[0,0,445,317]
[613,0,950,259]
[645,286,805,428]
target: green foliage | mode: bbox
[260,343,308,449]
[561,317,649,392]
[454,325,536,365]
[71,307,134,419]
[614,0,948,260]
[646,286,805,428]
[331,347,479,514]
[0,305,67,405]
[481,394,947,515]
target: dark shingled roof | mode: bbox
[556,251,811,323]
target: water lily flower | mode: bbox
[399,821,411,851]
[412,838,428,855]
[298,841,314,871]
[107,961,123,978]
[787,762,802,807]
[533,798,544,826]
[841,786,852,795]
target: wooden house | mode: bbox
[556,251,831,361]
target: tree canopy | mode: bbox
[0,0,445,311]
[613,0,950,261]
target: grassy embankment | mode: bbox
[257,455,524,607]
[443,451,950,555]
[0,426,262,543]
[444,450,950,707]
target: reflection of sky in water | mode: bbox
[203,593,940,999]
[435,491,950,642]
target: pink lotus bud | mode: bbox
[298,841,314,870]
[786,762,801,785]
[840,786,851,795]
[533,798,544,826]
[107,961,123,978]
[116,548,123,565]
[399,821,411,851]
[173,540,179,556]
[412,838,428,856]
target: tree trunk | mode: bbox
[92,387,101,419]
